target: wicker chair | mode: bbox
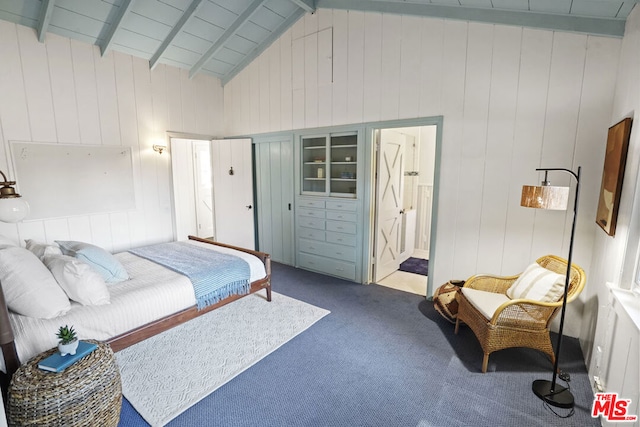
[454,255,586,373]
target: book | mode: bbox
[37,341,98,373]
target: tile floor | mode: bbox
[377,270,427,296]
[375,251,429,296]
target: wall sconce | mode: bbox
[153,145,167,155]
[0,170,29,223]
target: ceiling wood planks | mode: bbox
[9,0,636,84]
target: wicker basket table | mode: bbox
[7,340,122,427]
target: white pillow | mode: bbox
[44,254,110,306]
[0,235,18,249]
[506,263,565,302]
[25,239,62,261]
[0,247,70,318]
[55,240,129,283]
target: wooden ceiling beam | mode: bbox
[150,0,205,70]
[100,0,135,57]
[190,0,267,78]
[37,0,56,43]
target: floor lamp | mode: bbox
[520,166,581,409]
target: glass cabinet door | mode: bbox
[329,134,357,198]
[302,136,328,195]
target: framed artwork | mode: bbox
[596,117,632,236]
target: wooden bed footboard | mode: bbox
[0,235,271,385]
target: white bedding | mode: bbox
[1,240,266,372]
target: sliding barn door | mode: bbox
[211,139,255,250]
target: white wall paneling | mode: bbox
[363,12,382,124]
[223,9,621,338]
[476,25,521,275]
[586,5,640,386]
[0,19,224,251]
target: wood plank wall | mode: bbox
[0,20,224,252]
[223,9,621,337]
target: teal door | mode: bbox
[255,137,295,265]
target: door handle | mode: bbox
[400,209,405,214]
[246,205,252,210]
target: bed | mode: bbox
[0,235,271,383]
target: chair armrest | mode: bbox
[490,298,562,327]
[464,273,520,294]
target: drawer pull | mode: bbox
[337,227,343,230]
[309,246,316,250]
[337,239,343,242]
[336,252,342,256]
[308,222,314,226]
[336,268,344,271]
[337,215,343,219]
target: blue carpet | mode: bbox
[118,262,597,427]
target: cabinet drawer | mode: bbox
[298,208,325,219]
[326,220,356,234]
[326,211,356,222]
[299,217,325,230]
[298,199,326,209]
[298,228,326,241]
[326,200,356,212]
[298,253,356,281]
[326,231,356,247]
[299,239,356,262]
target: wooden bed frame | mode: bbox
[0,235,271,386]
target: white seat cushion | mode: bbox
[461,287,511,320]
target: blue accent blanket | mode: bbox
[129,241,251,310]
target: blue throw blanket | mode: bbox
[129,241,251,310]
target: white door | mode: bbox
[193,141,214,238]
[211,138,255,250]
[374,130,405,282]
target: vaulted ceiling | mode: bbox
[0,0,636,85]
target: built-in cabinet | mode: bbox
[302,133,358,198]
[296,129,364,282]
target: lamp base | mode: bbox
[532,379,574,408]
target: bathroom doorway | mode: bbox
[372,125,436,296]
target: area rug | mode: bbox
[115,292,330,426]
[399,257,429,276]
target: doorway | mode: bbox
[170,137,215,241]
[372,125,437,296]
[169,136,255,248]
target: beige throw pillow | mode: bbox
[506,263,565,302]
[44,254,111,306]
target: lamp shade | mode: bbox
[0,198,30,223]
[521,185,569,210]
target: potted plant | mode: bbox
[56,325,79,356]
